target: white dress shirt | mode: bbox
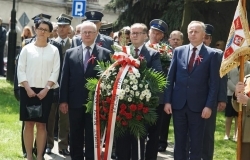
[57,37,68,46]
[17,43,60,88]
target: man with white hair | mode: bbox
[59,21,111,160]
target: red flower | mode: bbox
[103,107,109,113]
[116,116,121,121]
[121,120,128,126]
[87,55,96,64]
[129,104,137,111]
[142,107,149,114]
[106,97,111,103]
[119,109,126,115]
[137,103,143,111]
[125,113,132,120]
[97,42,103,46]
[120,104,127,110]
[195,55,203,65]
[136,115,142,121]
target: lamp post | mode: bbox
[7,0,17,83]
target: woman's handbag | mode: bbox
[26,104,42,119]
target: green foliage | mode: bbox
[142,69,167,93]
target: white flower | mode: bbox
[126,85,130,89]
[125,88,130,93]
[107,85,111,89]
[119,95,124,100]
[123,79,129,84]
[129,74,136,80]
[112,72,117,75]
[111,80,114,84]
[135,91,140,97]
[133,79,138,84]
[107,92,111,96]
[146,94,151,99]
[130,90,134,96]
[120,90,126,95]
[141,91,146,96]
[130,81,134,85]
[144,89,150,94]
[135,72,140,78]
[139,95,144,100]
[139,84,143,88]
[146,98,150,102]
[132,85,138,90]
[128,97,132,102]
[145,84,149,89]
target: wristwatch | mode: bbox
[46,85,51,90]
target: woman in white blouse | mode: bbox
[17,20,60,160]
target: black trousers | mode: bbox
[116,132,146,160]
[158,107,172,148]
[145,104,164,160]
[69,107,94,160]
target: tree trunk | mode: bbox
[180,0,192,44]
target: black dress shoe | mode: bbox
[59,149,70,156]
[158,146,166,152]
[46,147,52,154]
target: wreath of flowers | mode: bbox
[85,44,167,139]
[148,42,172,69]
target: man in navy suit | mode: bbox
[115,23,162,160]
[71,11,114,53]
[59,21,111,160]
[164,21,220,160]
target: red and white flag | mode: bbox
[220,0,250,77]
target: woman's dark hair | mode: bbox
[118,28,130,37]
[35,19,53,32]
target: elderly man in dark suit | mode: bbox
[59,21,111,160]
[71,11,113,52]
[115,23,162,160]
[164,21,220,160]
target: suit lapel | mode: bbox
[77,46,84,73]
[184,45,190,73]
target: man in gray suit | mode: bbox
[115,23,162,160]
[201,24,227,160]
[71,11,113,52]
[46,13,73,156]
[59,21,111,160]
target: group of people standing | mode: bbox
[11,8,248,160]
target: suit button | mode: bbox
[187,86,189,88]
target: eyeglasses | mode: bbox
[131,32,146,36]
[81,31,96,35]
[37,27,49,33]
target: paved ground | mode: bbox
[44,141,174,160]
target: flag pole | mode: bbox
[237,0,246,159]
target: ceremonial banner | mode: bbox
[219,0,250,77]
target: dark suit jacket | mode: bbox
[71,33,114,52]
[164,44,220,112]
[59,44,111,108]
[139,45,162,72]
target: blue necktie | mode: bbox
[84,46,91,72]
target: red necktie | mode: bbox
[134,48,139,57]
[188,47,197,72]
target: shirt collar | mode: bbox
[58,37,68,44]
[81,43,95,55]
[132,44,144,53]
[189,43,203,52]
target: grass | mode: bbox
[0,79,237,159]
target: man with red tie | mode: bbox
[164,21,220,160]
